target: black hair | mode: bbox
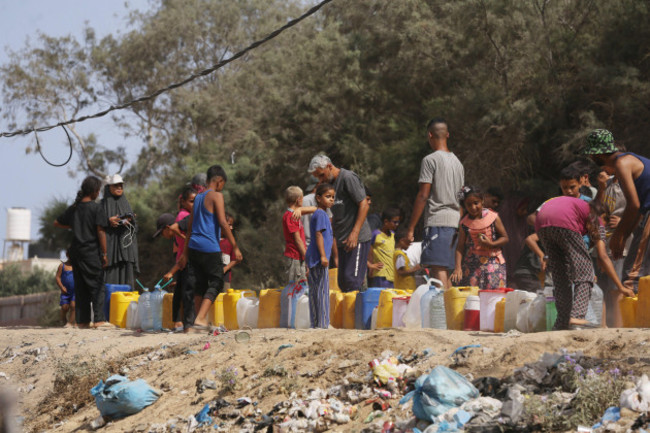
[486,187,504,201]
[381,208,401,222]
[225,212,234,221]
[394,226,410,242]
[587,200,606,243]
[559,165,581,182]
[178,185,198,209]
[315,183,335,197]
[456,185,483,207]
[426,117,447,133]
[74,176,102,206]
[206,165,227,183]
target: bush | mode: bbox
[0,265,55,297]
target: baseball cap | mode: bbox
[152,213,176,238]
[106,174,124,185]
[582,129,617,155]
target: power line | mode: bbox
[0,0,334,139]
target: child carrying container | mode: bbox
[451,186,509,290]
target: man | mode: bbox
[309,154,370,292]
[406,118,465,289]
[583,128,650,287]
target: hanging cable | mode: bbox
[34,125,74,167]
[0,0,334,140]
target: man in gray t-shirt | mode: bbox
[309,154,371,292]
[407,118,464,289]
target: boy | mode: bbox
[367,208,401,288]
[393,226,421,292]
[483,187,504,212]
[282,186,308,284]
[583,128,650,284]
[179,165,242,333]
[220,213,240,290]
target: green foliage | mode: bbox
[0,265,55,297]
[35,198,73,253]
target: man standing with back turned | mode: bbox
[309,154,371,292]
[406,118,465,289]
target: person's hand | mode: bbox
[477,233,493,248]
[607,215,621,229]
[368,262,384,271]
[540,256,548,272]
[342,230,359,251]
[60,287,68,294]
[610,231,626,259]
[450,268,462,284]
[619,285,635,298]
[291,209,303,221]
[406,229,415,242]
[163,272,173,283]
[101,254,108,268]
[412,264,422,272]
[178,252,188,270]
[108,215,120,228]
[233,246,243,262]
[320,256,329,268]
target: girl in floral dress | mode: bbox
[451,186,509,289]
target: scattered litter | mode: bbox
[91,375,161,419]
[0,372,8,380]
[185,350,198,355]
[620,374,650,412]
[235,331,250,344]
[276,343,294,355]
[196,379,217,394]
[203,342,211,351]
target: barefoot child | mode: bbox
[55,250,75,327]
[179,165,242,333]
[282,186,308,284]
[451,186,509,289]
[305,184,336,328]
[393,226,421,292]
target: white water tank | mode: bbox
[6,208,31,241]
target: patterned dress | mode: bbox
[460,209,507,290]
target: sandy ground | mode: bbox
[1,325,649,432]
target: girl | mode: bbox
[55,176,109,329]
[102,174,139,289]
[535,196,634,330]
[55,250,75,327]
[451,186,509,290]
[305,183,335,328]
[220,212,240,291]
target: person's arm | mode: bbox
[611,158,643,258]
[54,220,71,229]
[594,240,635,297]
[525,233,547,272]
[526,212,537,228]
[315,230,329,267]
[97,226,108,268]
[223,260,239,274]
[163,265,179,282]
[168,222,185,239]
[450,228,466,283]
[55,264,66,293]
[331,239,339,268]
[407,182,432,241]
[342,198,370,251]
[178,213,193,270]
[211,192,243,262]
[478,216,509,248]
[293,231,307,260]
[292,206,317,220]
[595,171,609,204]
[396,262,421,276]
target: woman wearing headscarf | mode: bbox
[102,174,139,288]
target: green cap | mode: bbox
[583,129,617,155]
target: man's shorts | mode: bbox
[60,290,75,306]
[420,226,458,270]
[283,257,307,284]
[187,249,224,303]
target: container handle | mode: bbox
[427,278,444,289]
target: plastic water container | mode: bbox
[329,291,344,328]
[126,300,139,329]
[420,279,445,329]
[151,286,167,331]
[162,293,175,330]
[342,292,358,329]
[445,286,480,330]
[209,292,225,327]
[637,276,650,327]
[545,296,557,331]
[294,294,310,329]
[109,291,139,328]
[258,289,282,328]
[403,281,431,328]
[139,288,154,331]
[463,295,480,331]
[516,291,539,332]
[280,281,308,328]
[392,296,410,327]
[236,294,259,329]
[504,290,529,332]
[370,307,378,330]
[223,289,256,330]
[329,268,340,292]
[620,296,638,328]
[355,288,383,330]
[104,284,132,322]
[376,289,408,329]
[494,298,506,333]
[479,288,513,332]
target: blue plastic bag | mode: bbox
[400,366,478,422]
[91,375,161,419]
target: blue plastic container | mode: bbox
[280,280,308,328]
[355,288,383,330]
[104,284,132,321]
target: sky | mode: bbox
[0,0,152,256]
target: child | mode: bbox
[393,226,421,292]
[220,213,240,290]
[54,176,110,329]
[180,165,242,333]
[55,250,75,327]
[305,184,336,328]
[451,186,509,290]
[583,129,650,285]
[367,208,401,288]
[483,187,504,212]
[535,196,634,330]
[282,186,307,284]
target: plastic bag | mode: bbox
[403,280,432,328]
[294,294,311,329]
[527,294,546,333]
[620,374,650,412]
[91,375,161,419]
[400,366,478,422]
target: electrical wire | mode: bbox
[0,0,334,141]
[34,125,74,167]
